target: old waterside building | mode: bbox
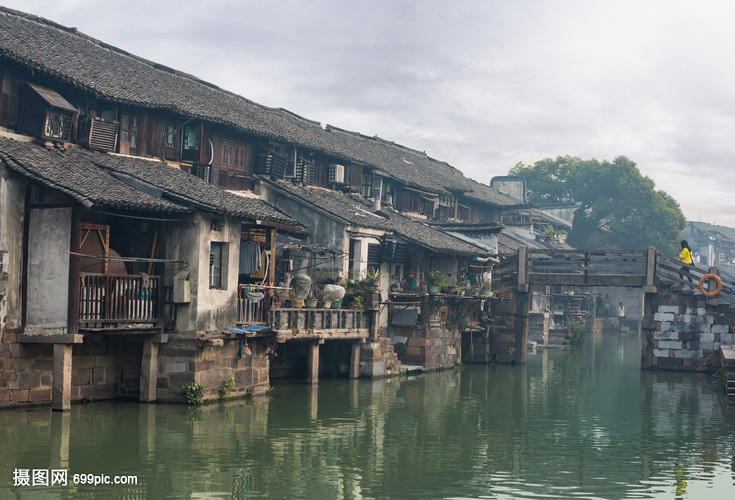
[0,7,542,409]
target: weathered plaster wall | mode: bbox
[0,172,24,333]
[167,212,239,333]
[260,186,346,251]
[26,207,71,331]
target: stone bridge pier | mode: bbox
[487,246,734,372]
[641,268,735,372]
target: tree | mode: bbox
[509,156,685,254]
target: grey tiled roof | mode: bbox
[0,7,518,207]
[0,136,301,226]
[264,180,489,257]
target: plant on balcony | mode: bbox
[304,293,318,308]
[364,267,381,289]
[427,270,446,294]
[350,296,364,310]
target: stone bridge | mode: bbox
[480,247,735,374]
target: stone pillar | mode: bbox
[140,340,159,402]
[52,343,72,411]
[349,341,361,379]
[514,246,530,363]
[307,341,320,384]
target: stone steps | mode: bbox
[722,346,735,397]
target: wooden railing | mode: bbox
[78,273,160,328]
[238,285,270,325]
[527,249,648,286]
[657,255,735,303]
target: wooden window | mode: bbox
[182,124,201,162]
[458,204,470,221]
[164,123,180,160]
[349,164,363,189]
[209,242,225,288]
[367,243,381,269]
[119,112,138,155]
[362,172,373,198]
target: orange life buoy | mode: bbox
[698,273,723,297]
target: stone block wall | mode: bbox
[157,335,270,403]
[360,335,400,378]
[0,336,140,408]
[643,286,735,372]
[391,325,460,370]
[528,312,550,345]
[461,328,491,363]
[486,295,518,363]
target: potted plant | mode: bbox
[427,270,446,294]
[316,289,329,308]
[364,267,381,289]
[304,293,318,308]
[350,296,364,310]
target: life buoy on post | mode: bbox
[698,273,723,297]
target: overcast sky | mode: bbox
[6,0,735,227]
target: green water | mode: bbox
[2,329,735,499]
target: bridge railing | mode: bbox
[526,250,648,286]
[657,254,735,303]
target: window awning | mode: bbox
[26,82,77,112]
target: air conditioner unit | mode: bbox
[78,116,119,152]
[328,164,345,184]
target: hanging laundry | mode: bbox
[239,239,261,275]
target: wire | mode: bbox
[65,250,186,263]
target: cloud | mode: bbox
[6,0,735,227]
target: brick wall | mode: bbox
[644,286,735,372]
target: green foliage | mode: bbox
[568,319,587,349]
[428,270,447,287]
[219,376,236,398]
[182,381,206,406]
[364,267,381,283]
[245,386,255,399]
[509,156,685,254]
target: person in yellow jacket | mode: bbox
[677,240,694,283]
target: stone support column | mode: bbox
[349,341,361,379]
[514,246,530,363]
[140,340,159,402]
[307,341,320,384]
[52,343,72,411]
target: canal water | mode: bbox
[2,329,735,499]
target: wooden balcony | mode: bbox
[78,273,161,332]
